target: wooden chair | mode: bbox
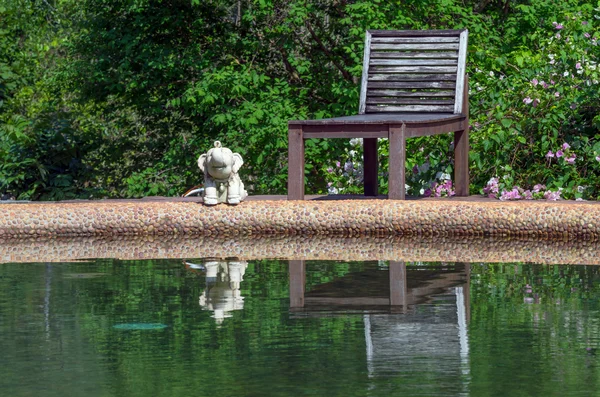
[287,29,469,200]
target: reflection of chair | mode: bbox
[288,261,470,316]
[288,29,469,199]
[289,261,471,383]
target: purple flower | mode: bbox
[584,33,591,38]
[500,188,522,201]
[541,81,548,89]
[570,103,577,109]
[544,190,562,201]
[566,154,576,164]
[531,78,539,86]
[327,167,334,173]
[532,98,540,107]
[424,188,432,197]
[533,184,546,193]
[525,284,533,293]
[546,150,555,158]
[576,62,582,69]
[556,33,561,39]
[412,165,419,175]
[555,23,564,30]
[336,161,341,168]
[582,21,589,25]
[550,80,555,85]
[562,142,570,150]
[596,156,600,162]
[555,92,560,97]
[523,190,533,200]
[556,149,564,158]
[523,97,533,104]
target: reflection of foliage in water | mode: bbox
[469,263,600,396]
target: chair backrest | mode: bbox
[358,29,468,114]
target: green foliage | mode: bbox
[1,0,599,199]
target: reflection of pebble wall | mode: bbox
[1,235,600,265]
[0,199,599,239]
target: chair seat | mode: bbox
[289,112,465,126]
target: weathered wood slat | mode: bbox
[366,104,455,112]
[371,43,459,51]
[369,29,465,37]
[371,37,459,43]
[369,73,456,82]
[370,51,458,59]
[454,30,468,113]
[358,31,372,115]
[369,66,457,73]
[366,98,455,105]
[369,59,457,66]
[367,90,455,97]
[368,81,456,89]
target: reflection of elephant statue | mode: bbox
[197,260,248,324]
[198,141,247,206]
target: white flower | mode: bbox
[563,71,570,76]
[489,71,495,77]
[577,186,585,193]
[349,138,363,146]
[420,188,425,195]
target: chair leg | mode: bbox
[388,124,406,200]
[454,128,469,197]
[288,125,305,200]
[364,138,378,196]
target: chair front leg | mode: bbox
[454,128,469,196]
[288,124,305,200]
[388,124,406,200]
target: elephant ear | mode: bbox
[198,153,207,173]
[232,153,244,173]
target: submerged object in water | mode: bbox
[113,323,168,330]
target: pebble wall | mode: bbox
[0,198,598,264]
[0,199,598,239]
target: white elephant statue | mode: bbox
[198,141,247,205]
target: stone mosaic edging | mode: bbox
[1,235,599,265]
[0,199,598,239]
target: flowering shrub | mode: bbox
[470,6,600,200]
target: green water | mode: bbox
[1,259,600,396]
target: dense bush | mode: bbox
[0,0,599,200]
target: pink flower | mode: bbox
[554,92,560,97]
[546,150,555,158]
[556,150,564,158]
[523,97,533,104]
[562,142,570,150]
[523,190,533,200]
[556,33,561,39]
[582,21,589,25]
[584,33,591,38]
[566,154,576,164]
[327,167,334,173]
[541,81,548,89]
[531,78,539,86]
[596,156,600,162]
[555,23,564,30]
[550,80,555,85]
[532,98,540,107]
[576,62,582,69]
[336,161,341,168]
[532,184,546,193]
